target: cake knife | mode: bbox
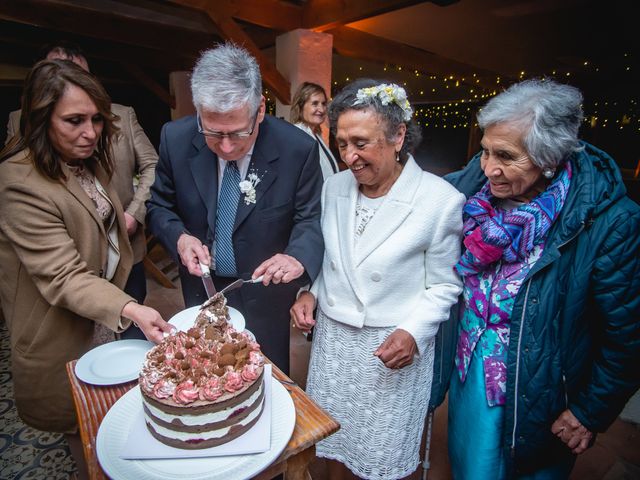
[219,276,264,295]
[199,262,217,299]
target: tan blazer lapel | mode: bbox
[96,166,133,284]
[61,163,106,237]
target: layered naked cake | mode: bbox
[139,294,265,449]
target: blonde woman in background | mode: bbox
[290,81,339,179]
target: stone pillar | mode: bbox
[275,29,333,142]
[169,71,195,120]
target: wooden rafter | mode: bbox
[205,0,300,32]
[121,62,176,108]
[0,1,212,61]
[0,0,482,105]
[302,0,428,32]
[171,0,291,104]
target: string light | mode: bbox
[261,53,637,134]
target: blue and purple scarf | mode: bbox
[455,163,572,277]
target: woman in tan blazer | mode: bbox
[0,60,172,436]
[5,41,159,339]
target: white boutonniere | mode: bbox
[238,170,264,205]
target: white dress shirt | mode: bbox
[217,146,255,197]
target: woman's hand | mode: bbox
[121,302,175,344]
[374,329,417,369]
[177,233,210,276]
[290,291,316,334]
[124,212,138,237]
[253,253,304,285]
[551,409,594,454]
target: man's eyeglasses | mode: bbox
[197,109,259,140]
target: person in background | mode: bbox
[5,41,158,340]
[445,78,640,479]
[146,42,323,374]
[0,59,171,475]
[291,79,465,479]
[290,81,339,179]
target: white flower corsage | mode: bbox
[238,170,264,205]
[354,83,413,122]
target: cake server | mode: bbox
[219,275,264,295]
[199,262,217,298]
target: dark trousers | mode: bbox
[120,261,148,340]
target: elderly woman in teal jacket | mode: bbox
[444,78,640,479]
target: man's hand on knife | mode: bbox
[177,233,210,276]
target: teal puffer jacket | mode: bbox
[430,142,640,476]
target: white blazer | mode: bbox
[294,122,339,180]
[311,156,465,353]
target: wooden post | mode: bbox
[169,71,195,120]
[275,29,333,143]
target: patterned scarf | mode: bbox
[455,162,572,276]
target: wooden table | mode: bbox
[66,360,339,479]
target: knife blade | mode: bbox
[199,262,217,298]
[219,275,264,295]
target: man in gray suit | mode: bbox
[5,42,158,339]
[147,43,323,373]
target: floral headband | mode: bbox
[353,83,413,122]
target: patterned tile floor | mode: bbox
[0,319,77,479]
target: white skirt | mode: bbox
[306,308,435,480]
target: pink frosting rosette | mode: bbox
[198,357,213,370]
[223,371,244,392]
[173,380,199,405]
[139,376,153,395]
[199,376,223,401]
[241,364,259,382]
[163,342,176,360]
[153,379,176,399]
[139,369,161,394]
[188,356,201,369]
[249,351,264,366]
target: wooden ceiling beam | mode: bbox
[121,62,176,108]
[0,0,214,60]
[175,3,291,104]
[302,0,429,32]
[0,29,193,73]
[329,26,504,90]
[170,0,301,33]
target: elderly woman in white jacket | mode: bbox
[291,79,465,480]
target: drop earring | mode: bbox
[542,167,556,179]
[395,151,400,162]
